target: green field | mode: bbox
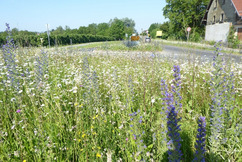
[0,41,241,161]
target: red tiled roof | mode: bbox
[231,0,242,17]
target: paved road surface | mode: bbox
[64,41,242,63]
[161,44,242,63]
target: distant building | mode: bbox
[202,0,242,42]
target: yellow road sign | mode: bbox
[156,31,163,37]
[131,36,140,41]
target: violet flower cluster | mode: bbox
[2,23,19,91]
[193,116,206,162]
[161,65,182,161]
[129,110,147,159]
[172,65,182,113]
[209,42,236,160]
[82,57,92,105]
[209,43,227,153]
[35,50,48,84]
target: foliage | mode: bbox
[109,18,125,40]
[122,17,136,36]
[163,0,209,40]
[147,23,163,39]
[148,23,163,39]
[0,17,136,46]
[97,23,110,36]
[227,26,240,49]
[1,33,114,47]
[148,23,161,34]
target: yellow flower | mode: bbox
[74,102,78,106]
[79,104,83,107]
[91,125,94,129]
[82,134,86,138]
[80,149,83,151]
[78,139,81,142]
[92,132,97,135]
[104,120,107,123]
[23,160,27,162]
[97,147,101,150]
[93,115,98,119]
[96,153,101,158]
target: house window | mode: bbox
[213,16,216,23]
[222,0,225,5]
[220,13,224,22]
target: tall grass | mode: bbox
[0,26,241,161]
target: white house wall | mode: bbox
[205,23,231,42]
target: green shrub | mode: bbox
[227,26,240,49]
[0,34,114,47]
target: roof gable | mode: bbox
[231,0,242,17]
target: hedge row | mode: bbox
[0,34,114,47]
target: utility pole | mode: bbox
[46,24,50,47]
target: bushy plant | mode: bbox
[227,26,240,49]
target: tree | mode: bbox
[109,18,125,40]
[148,23,160,34]
[88,23,97,35]
[163,0,209,40]
[52,26,64,35]
[121,17,136,36]
[12,28,19,36]
[148,23,161,38]
[65,25,71,34]
[97,23,109,36]
[159,22,170,39]
[78,26,88,34]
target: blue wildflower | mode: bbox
[2,23,19,91]
[193,116,206,162]
[161,65,183,161]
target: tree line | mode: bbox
[0,17,136,47]
[148,0,210,42]
[1,0,212,46]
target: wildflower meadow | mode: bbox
[0,24,241,161]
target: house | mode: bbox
[202,0,242,42]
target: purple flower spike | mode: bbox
[193,116,206,162]
[161,65,183,162]
[16,109,21,113]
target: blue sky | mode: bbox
[0,0,167,33]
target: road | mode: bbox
[63,41,242,63]
[161,44,242,63]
